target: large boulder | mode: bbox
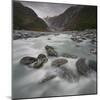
[88,60,97,72]
[51,58,68,67]
[37,54,48,63]
[45,45,58,57]
[76,58,90,76]
[20,56,37,65]
[34,54,48,68]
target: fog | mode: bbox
[21,1,73,18]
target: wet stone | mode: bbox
[51,58,68,67]
[20,56,37,65]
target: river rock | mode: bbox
[81,37,87,40]
[48,38,51,40]
[71,37,83,43]
[71,37,77,41]
[76,44,80,47]
[91,39,97,44]
[34,54,48,68]
[39,75,56,84]
[58,67,79,82]
[45,45,58,57]
[38,54,48,63]
[88,60,97,72]
[77,39,83,43]
[90,49,97,54]
[20,56,37,65]
[51,58,68,67]
[76,58,90,76]
[13,32,23,40]
[62,53,78,58]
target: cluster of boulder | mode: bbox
[41,58,97,83]
[71,30,97,55]
[19,45,97,83]
[20,54,48,68]
[13,30,52,40]
[71,30,97,43]
[20,45,79,68]
[20,45,59,68]
[13,31,33,40]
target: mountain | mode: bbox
[13,1,48,31]
[45,5,97,31]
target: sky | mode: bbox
[21,1,73,18]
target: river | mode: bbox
[12,30,97,99]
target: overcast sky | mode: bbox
[21,1,73,18]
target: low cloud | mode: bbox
[21,1,73,18]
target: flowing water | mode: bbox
[12,31,97,99]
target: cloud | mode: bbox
[21,1,73,18]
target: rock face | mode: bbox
[20,56,37,65]
[76,58,90,76]
[45,45,58,57]
[46,5,97,31]
[88,60,97,72]
[34,54,48,68]
[13,1,48,31]
[51,58,68,67]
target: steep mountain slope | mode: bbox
[13,1,48,31]
[46,5,97,31]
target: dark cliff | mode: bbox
[13,1,48,31]
[46,5,97,31]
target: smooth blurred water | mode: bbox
[12,32,97,99]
